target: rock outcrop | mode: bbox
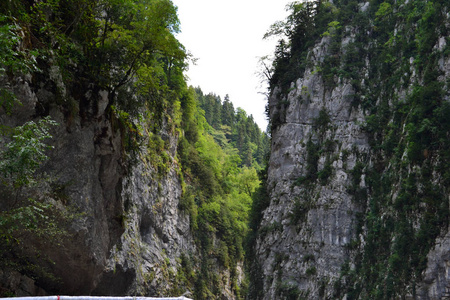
[0,64,194,296]
[252,1,450,299]
[256,36,369,299]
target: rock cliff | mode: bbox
[255,36,370,299]
[0,65,195,296]
[251,1,450,299]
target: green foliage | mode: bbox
[0,15,37,74]
[0,194,75,288]
[175,87,268,299]
[111,105,144,154]
[195,88,270,168]
[0,198,62,242]
[0,0,187,126]
[0,113,71,286]
[375,2,392,19]
[277,281,301,300]
[321,21,341,37]
[327,0,449,298]
[303,254,315,262]
[289,200,307,225]
[347,161,367,204]
[313,109,331,133]
[235,167,259,197]
[0,15,39,113]
[317,160,333,184]
[178,185,198,230]
[297,138,320,184]
[305,266,317,276]
[244,162,270,297]
[0,196,71,253]
[0,117,57,189]
[265,0,331,93]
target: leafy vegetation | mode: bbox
[264,0,336,94]
[332,1,449,298]
[195,89,270,168]
[0,116,71,287]
[0,117,57,189]
[0,17,39,113]
[177,87,268,298]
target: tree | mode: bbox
[0,15,38,113]
[92,0,186,107]
[236,167,259,198]
[211,95,222,129]
[222,94,235,128]
[0,116,69,283]
[264,0,322,90]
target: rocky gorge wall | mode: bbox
[0,65,195,297]
[252,1,450,299]
[256,35,370,299]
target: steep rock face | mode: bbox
[1,65,194,296]
[95,149,194,296]
[256,35,369,299]
[253,2,450,299]
[415,46,450,299]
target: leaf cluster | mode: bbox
[0,116,57,189]
[265,0,328,92]
[0,15,39,113]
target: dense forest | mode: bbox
[195,88,270,168]
[0,0,268,298]
[176,87,269,298]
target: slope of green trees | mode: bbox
[177,88,267,298]
[0,0,268,298]
[194,88,270,168]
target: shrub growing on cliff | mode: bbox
[0,116,72,285]
[0,116,57,189]
[0,15,39,113]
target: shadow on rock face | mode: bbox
[92,265,136,296]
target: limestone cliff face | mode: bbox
[0,65,195,296]
[253,1,450,299]
[255,35,369,299]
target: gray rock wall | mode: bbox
[256,35,369,299]
[255,9,450,298]
[0,64,195,296]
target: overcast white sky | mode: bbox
[172,0,293,131]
